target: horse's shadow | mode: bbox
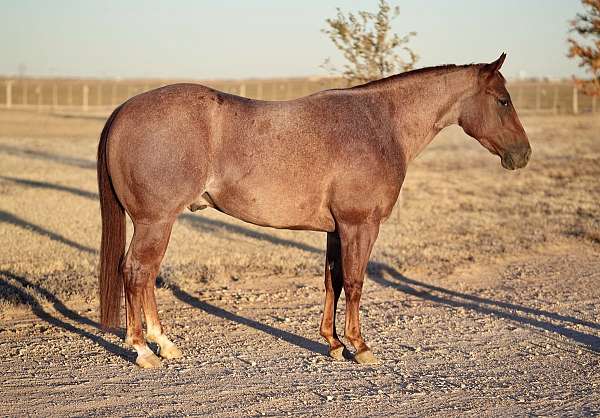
[167,283,328,355]
[0,270,130,361]
[367,262,600,352]
[0,269,328,362]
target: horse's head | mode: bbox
[458,53,531,170]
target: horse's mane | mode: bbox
[351,63,481,90]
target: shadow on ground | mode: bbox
[168,283,328,355]
[0,144,96,170]
[0,209,96,254]
[367,263,600,353]
[0,270,130,361]
[2,175,598,355]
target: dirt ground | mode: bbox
[0,108,599,416]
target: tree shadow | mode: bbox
[0,144,95,170]
[1,175,98,200]
[0,270,131,362]
[168,282,328,356]
[367,262,600,353]
[0,209,96,254]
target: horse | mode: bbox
[97,53,531,368]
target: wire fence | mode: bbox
[0,77,597,115]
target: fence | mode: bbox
[0,77,597,115]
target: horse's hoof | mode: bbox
[354,350,380,365]
[160,343,183,360]
[136,352,161,368]
[329,346,346,361]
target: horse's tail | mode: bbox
[97,105,125,329]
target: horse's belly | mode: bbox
[205,180,335,232]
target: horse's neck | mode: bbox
[376,67,479,162]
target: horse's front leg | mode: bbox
[338,221,380,364]
[319,231,348,360]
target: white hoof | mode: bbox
[136,352,161,368]
[160,343,183,359]
[354,350,380,365]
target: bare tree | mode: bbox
[322,0,418,84]
[568,0,600,96]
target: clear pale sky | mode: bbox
[1,0,587,79]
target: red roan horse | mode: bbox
[98,54,530,368]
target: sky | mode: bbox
[0,0,588,80]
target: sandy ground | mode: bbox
[0,108,599,416]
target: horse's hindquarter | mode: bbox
[107,84,215,222]
[207,92,402,231]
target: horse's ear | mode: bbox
[482,53,506,77]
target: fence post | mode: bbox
[35,85,42,111]
[5,80,13,108]
[97,84,102,106]
[52,84,58,109]
[535,84,541,112]
[280,83,287,100]
[111,83,117,106]
[256,82,263,100]
[552,85,559,115]
[302,81,309,97]
[22,82,28,106]
[239,83,246,97]
[572,86,579,114]
[82,84,89,111]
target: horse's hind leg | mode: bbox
[142,268,182,360]
[123,220,174,368]
[319,231,347,360]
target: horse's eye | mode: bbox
[498,98,510,107]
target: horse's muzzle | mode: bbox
[501,145,531,170]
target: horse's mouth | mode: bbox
[501,146,531,170]
[501,154,518,170]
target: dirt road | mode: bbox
[0,110,599,416]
